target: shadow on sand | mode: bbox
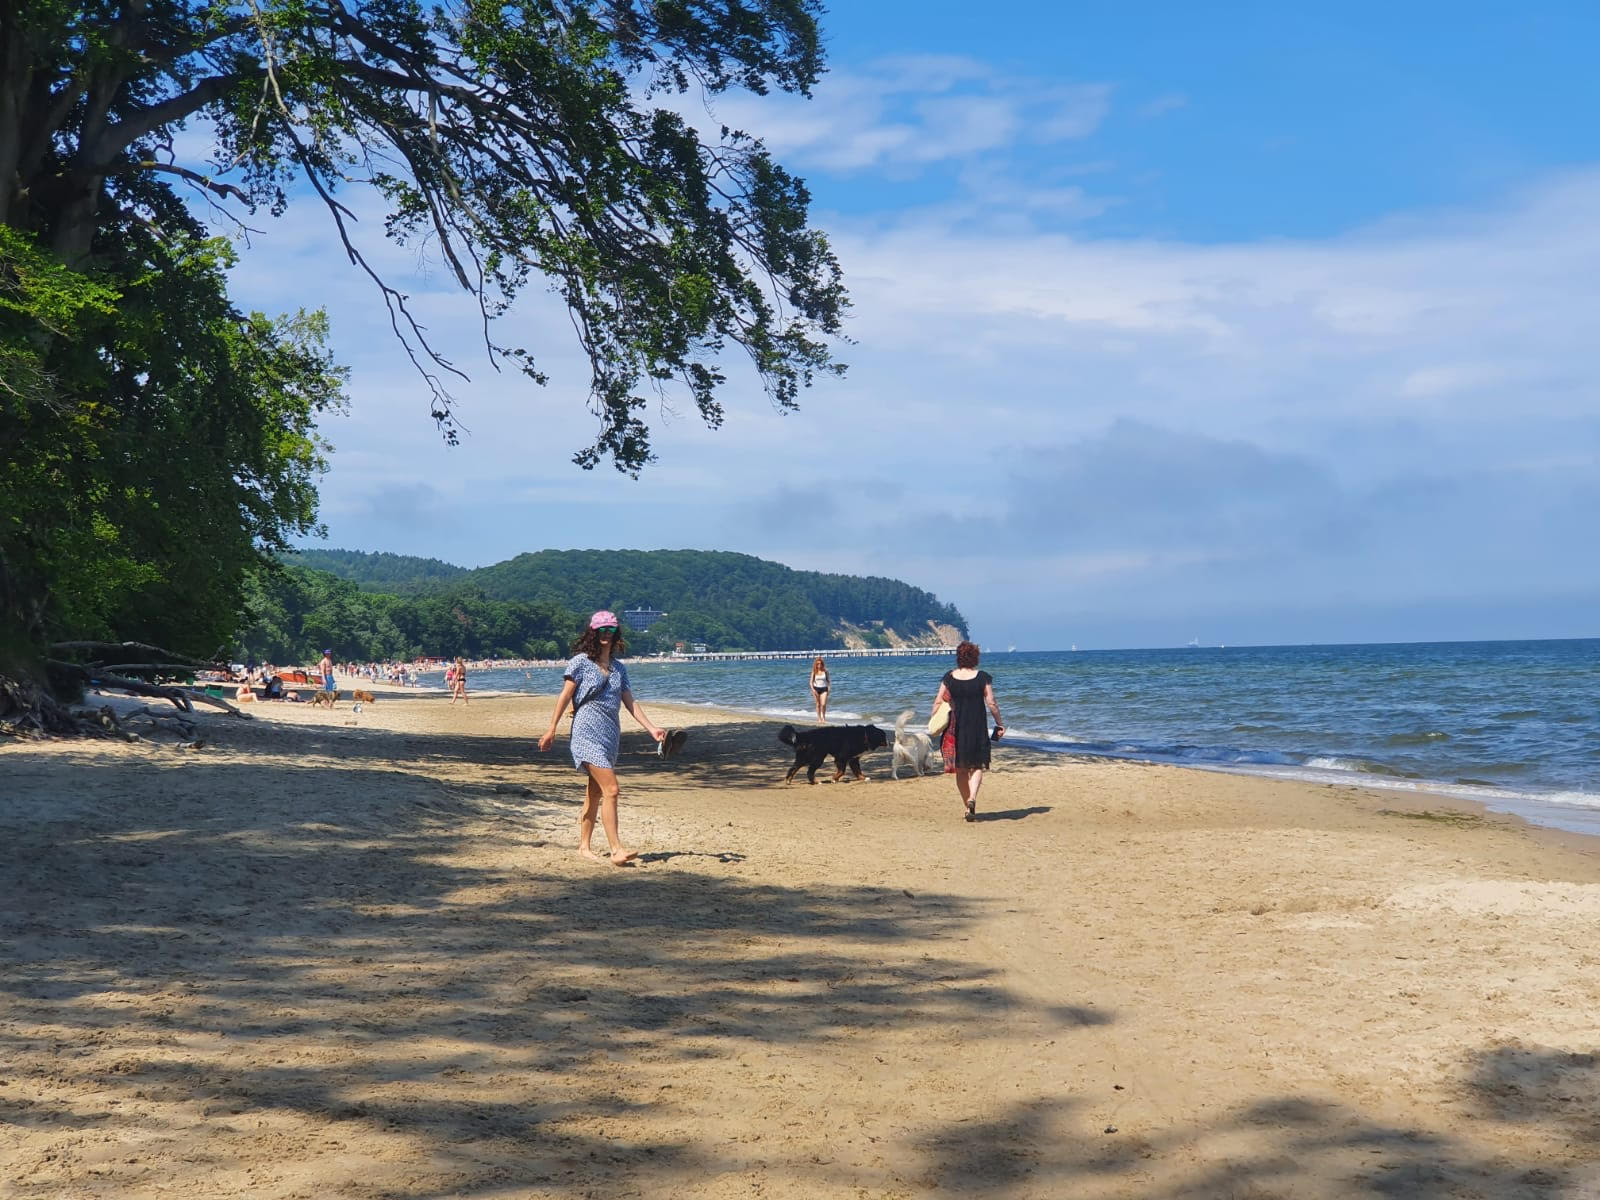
[0,706,1582,1197]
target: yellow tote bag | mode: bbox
[926,700,951,737]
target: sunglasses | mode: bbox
[595,626,618,634]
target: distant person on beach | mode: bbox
[319,650,336,701]
[931,641,1004,822]
[539,611,667,866]
[450,656,468,705]
[809,656,831,722]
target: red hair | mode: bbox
[955,641,980,670]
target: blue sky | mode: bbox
[236,1,1600,649]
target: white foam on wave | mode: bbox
[1006,728,1086,745]
[1531,789,1600,810]
[1304,755,1363,772]
[740,703,869,723]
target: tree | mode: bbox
[1,212,344,731]
[1,0,848,475]
[0,222,345,644]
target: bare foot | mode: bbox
[578,846,608,864]
[609,848,638,866]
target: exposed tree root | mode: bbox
[1,641,249,740]
[0,672,83,738]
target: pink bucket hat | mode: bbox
[589,610,619,630]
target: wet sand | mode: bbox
[4,685,1600,1198]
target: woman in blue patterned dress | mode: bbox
[538,611,666,865]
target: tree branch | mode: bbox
[88,71,254,163]
[100,159,252,204]
[49,639,220,668]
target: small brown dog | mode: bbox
[311,690,341,709]
[350,689,375,703]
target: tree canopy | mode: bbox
[1,0,847,473]
[0,216,343,668]
[242,564,575,663]
[285,548,469,593]
[1,1,846,728]
[278,547,969,656]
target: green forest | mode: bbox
[253,548,968,662]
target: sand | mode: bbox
[4,685,1600,1199]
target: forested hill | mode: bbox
[466,549,967,649]
[278,547,966,652]
[287,549,468,593]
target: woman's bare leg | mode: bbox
[580,765,635,864]
[578,770,604,861]
[956,768,984,819]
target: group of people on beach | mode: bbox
[806,650,1003,819]
[539,613,1005,864]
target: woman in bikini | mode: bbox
[809,656,831,723]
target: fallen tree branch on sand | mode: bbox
[183,690,250,718]
[1,641,249,740]
[61,703,209,749]
[47,661,194,712]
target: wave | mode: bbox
[1535,790,1600,810]
[1304,755,1420,779]
[1382,731,1452,747]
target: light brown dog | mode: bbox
[311,690,341,709]
[350,689,375,703]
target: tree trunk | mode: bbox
[0,6,25,227]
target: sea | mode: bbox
[428,639,1600,838]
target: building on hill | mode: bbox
[623,606,666,632]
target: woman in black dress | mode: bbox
[931,640,1004,821]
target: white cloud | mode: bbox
[216,110,1600,645]
[1137,92,1189,119]
[689,59,1112,173]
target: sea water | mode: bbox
[440,639,1600,837]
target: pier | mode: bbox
[665,646,952,663]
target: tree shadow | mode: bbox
[904,1090,1580,1198]
[1461,1042,1600,1145]
[19,714,1566,1199]
[0,719,1112,1196]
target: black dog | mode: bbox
[778,723,888,784]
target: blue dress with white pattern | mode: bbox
[565,654,629,771]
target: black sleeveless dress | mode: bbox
[942,669,992,770]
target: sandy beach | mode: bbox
[4,686,1600,1199]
